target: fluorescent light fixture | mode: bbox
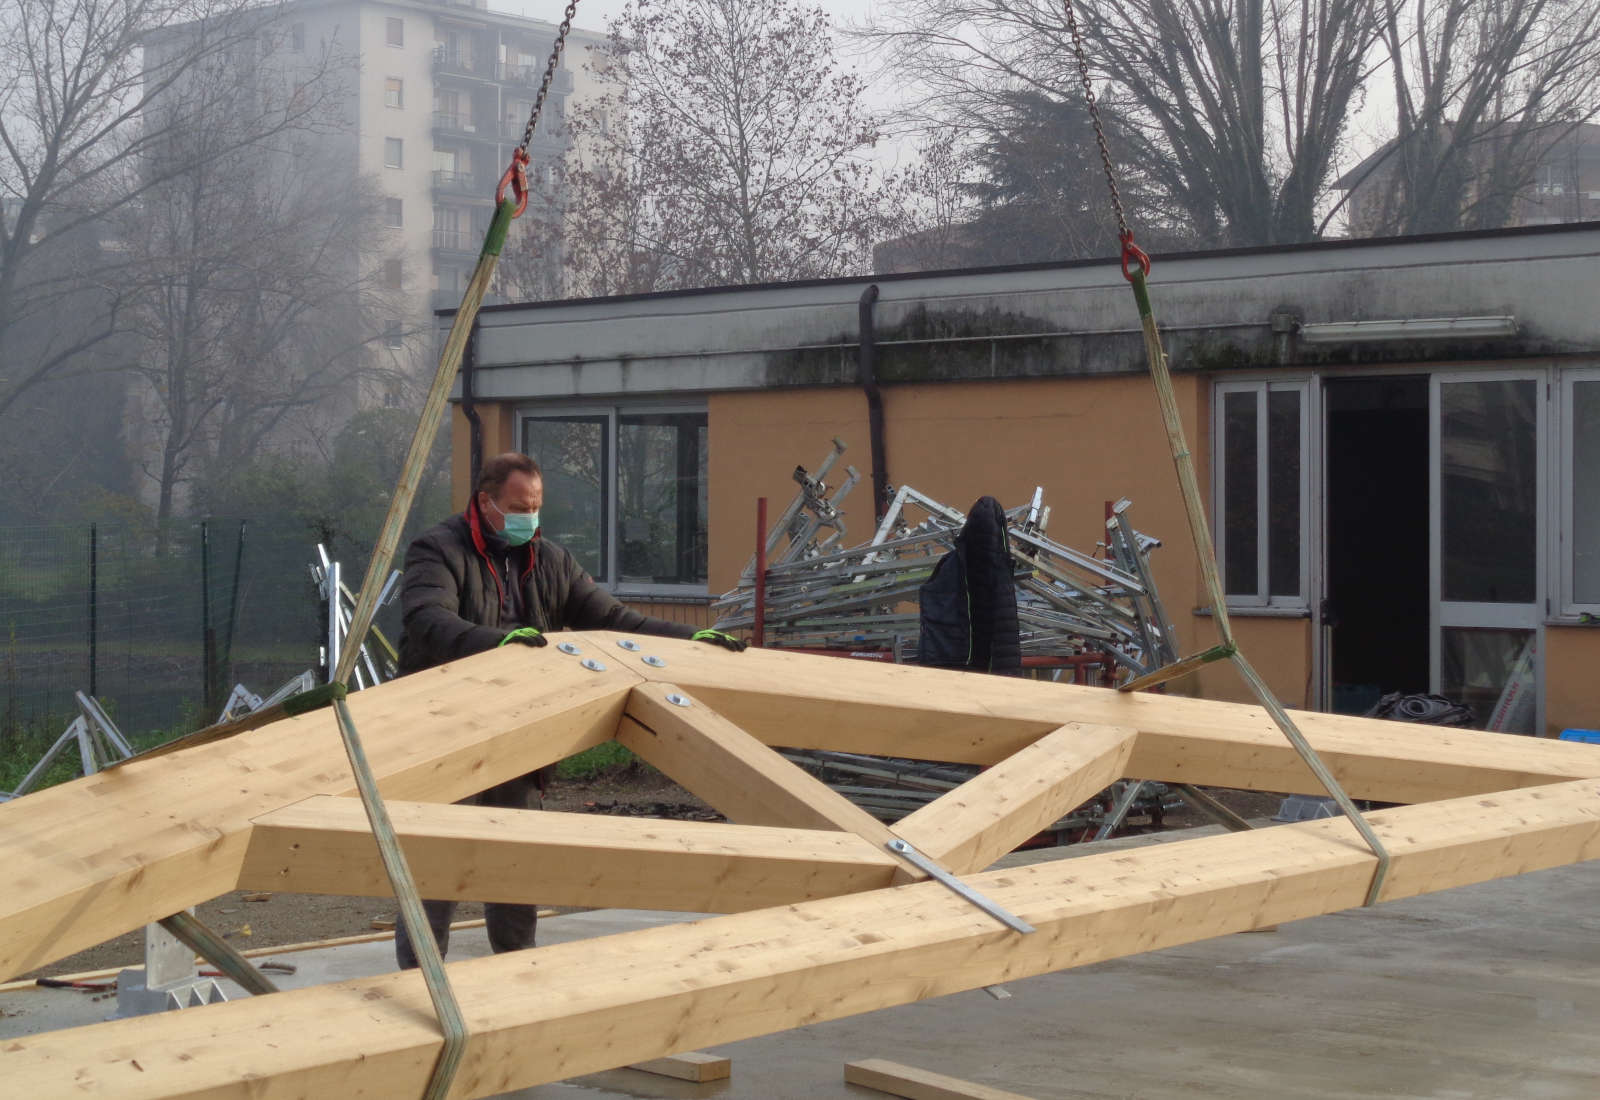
[1297,315,1519,344]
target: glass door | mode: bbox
[1430,372,1545,732]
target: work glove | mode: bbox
[691,628,747,652]
[498,627,547,647]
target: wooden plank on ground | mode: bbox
[242,796,899,911]
[619,682,917,881]
[628,1052,731,1082]
[894,722,1135,874]
[583,631,1600,802]
[844,1058,1034,1100]
[9,778,1597,1098]
[0,647,640,981]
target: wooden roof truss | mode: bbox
[3,631,1599,1097]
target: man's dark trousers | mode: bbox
[394,773,540,968]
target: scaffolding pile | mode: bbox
[713,441,1180,679]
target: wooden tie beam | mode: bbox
[2,631,1598,1097]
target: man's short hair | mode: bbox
[477,452,542,497]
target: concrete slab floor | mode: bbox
[3,828,1596,1099]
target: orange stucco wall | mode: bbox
[1545,625,1600,735]
[705,375,1227,692]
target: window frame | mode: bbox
[382,321,404,350]
[1212,377,1312,610]
[1557,366,1600,617]
[382,197,403,228]
[385,17,404,47]
[383,137,403,168]
[518,401,710,597]
[384,76,403,109]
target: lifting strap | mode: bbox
[328,5,581,1098]
[1058,0,1392,907]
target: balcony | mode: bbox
[431,170,486,199]
[433,47,491,81]
[432,229,479,257]
[495,62,575,96]
[432,112,489,140]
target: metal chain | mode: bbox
[518,0,581,154]
[1060,0,1129,241]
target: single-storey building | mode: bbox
[444,221,1600,736]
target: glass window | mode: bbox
[382,197,403,227]
[1216,381,1308,606]
[291,23,305,51]
[1441,627,1538,733]
[1567,374,1600,608]
[523,417,609,581]
[383,258,403,289]
[384,77,403,109]
[384,137,403,168]
[386,17,403,47]
[1440,379,1537,604]
[1221,390,1258,596]
[521,408,710,590]
[383,321,403,349]
[617,412,708,585]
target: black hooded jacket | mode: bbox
[917,495,1023,674]
[398,498,697,674]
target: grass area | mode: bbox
[556,741,639,780]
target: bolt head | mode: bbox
[580,658,606,672]
[557,642,582,656]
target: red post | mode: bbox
[753,496,768,648]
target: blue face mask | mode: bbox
[488,499,540,546]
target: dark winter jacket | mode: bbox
[398,499,697,674]
[917,495,1022,675]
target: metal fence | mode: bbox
[0,518,383,754]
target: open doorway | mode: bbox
[1324,376,1429,714]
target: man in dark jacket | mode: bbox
[394,451,744,969]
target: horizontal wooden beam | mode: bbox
[894,723,1135,874]
[585,632,1600,803]
[0,650,639,981]
[242,795,899,912]
[12,778,1597,1097]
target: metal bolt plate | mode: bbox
[556,642,582,656]
[616,639,641,652]
[580,658,606,672]
[665,693,692,708]
[643,655,667,668]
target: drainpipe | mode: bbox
[858,284,890,522]
[461,318,484,491]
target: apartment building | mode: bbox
[277,1,603,337]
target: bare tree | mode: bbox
[0,0,343,418]
[864,0,1383,247]
[1354,0,1600,234]
[513,0,900,297]
[120,137,399,539]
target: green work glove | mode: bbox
[691,628,747,653]
[499,627,547,648]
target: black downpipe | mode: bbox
[858,284,890,522]
[461,319,484,491]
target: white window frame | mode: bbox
[382,197,403,228]
[518,401,709,598]
[384,76,403,109]
[385,17,404,47]
[1212,378,1312,610]
[383,137,403,168]
[1557,366,1600,617]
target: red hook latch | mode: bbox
[1120,229,1151,282]
[496,148,531,218]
